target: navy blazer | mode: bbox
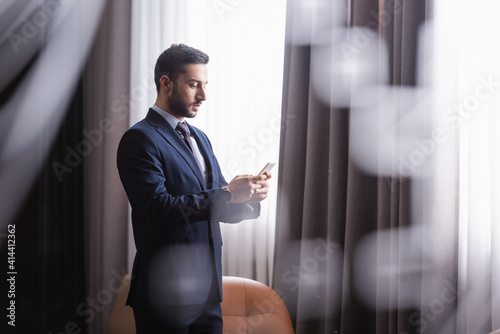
[117,109,260,306]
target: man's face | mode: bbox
[166,63,208,119]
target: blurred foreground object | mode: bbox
[0,0,105,230]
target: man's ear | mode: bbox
[160,75,172,93]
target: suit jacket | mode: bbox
[117,109,260,306]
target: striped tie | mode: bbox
[176,122,204,175]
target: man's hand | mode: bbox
[247,171,271,203]
[226,172,272,203]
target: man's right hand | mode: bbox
[225,174,267,203]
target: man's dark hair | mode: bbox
[154,44,209,93]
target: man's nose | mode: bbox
[197,87,206,101]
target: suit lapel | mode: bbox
[145,110,206,189]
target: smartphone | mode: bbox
[258,162,276,175]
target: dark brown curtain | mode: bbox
[272,0,434,333]
[0,0,130,332]
[0,82,86,333]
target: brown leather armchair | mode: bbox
[105,274,135,334]
[106,275,294,334]
[221,276,294,334]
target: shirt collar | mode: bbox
[151,104,189,132]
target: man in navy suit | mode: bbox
[117,44,271,333]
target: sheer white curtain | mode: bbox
[432,1,500,332]
[129,0,286,284]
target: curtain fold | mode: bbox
[83,0,131,332]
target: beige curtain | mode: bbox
[83,0,131,332]
[432,1,500,332]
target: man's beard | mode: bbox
[167,86,196,119]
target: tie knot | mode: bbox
[176,122,189,135]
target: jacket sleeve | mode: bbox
[223,202,261,223]
[117,128,230,227]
